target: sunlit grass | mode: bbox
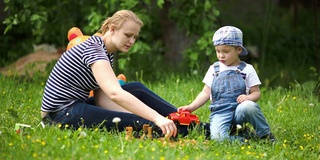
[1,74,319,159]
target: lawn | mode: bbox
[0,74,319,160]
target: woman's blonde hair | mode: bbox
[99,10,144,34]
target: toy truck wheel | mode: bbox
[173,120,180,126]
[172,120,180,140]
[173,120,180,131]
[189,121,197,128]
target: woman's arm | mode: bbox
[94,88,132,113]
[91,60,177,136]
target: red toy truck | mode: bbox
[167,110,200,126]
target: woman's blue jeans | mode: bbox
[43,82,209,136]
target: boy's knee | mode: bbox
[237,100,259,114]
[210,132,229,141]
[210,125,230,141]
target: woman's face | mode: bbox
[112,20,141,53]
[215,45,242,66]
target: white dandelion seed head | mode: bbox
[79,131,87,137]
[193,70,198,75]
[112,117,121,123]
[99,137,106,142]
[308,103,314,107]
[236,124,242,129]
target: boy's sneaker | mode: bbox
[230,125,257,140]
[240,127,257,140]
[261,132,276,143]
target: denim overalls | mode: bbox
[209,61,271,141]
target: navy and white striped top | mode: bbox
[41,35,113,112]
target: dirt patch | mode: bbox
[0,44,64,77]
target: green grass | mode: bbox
[0,74,319,160]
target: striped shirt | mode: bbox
[41,35,113,112]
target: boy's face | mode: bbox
[215,45,242,66]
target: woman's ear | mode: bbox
[109,24,116,34]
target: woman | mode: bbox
[40,10,180,137]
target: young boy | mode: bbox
[179,26,275,142]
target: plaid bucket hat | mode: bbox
[212,26,248,56]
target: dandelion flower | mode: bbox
[112,117,121,123]
[236,124,242,129]
[32,153,38,158]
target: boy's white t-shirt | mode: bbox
[202,61,261,97]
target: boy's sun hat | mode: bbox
[212,26,248,56]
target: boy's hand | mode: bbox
[177,106,193,112]
[237,94,250,103]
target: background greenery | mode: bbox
[1,0,319,87]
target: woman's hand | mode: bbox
[154,115,177,137]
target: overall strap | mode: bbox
[236,61,247,79]
[213,62,220,76]
[237,61,247,72]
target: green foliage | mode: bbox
[1,0,105,66]
[168,0,220,73]
[1,75,319,159]
[1,0,319,86]
[225,1,320,87]
[1,0,219,79]
[261,7,318,86]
